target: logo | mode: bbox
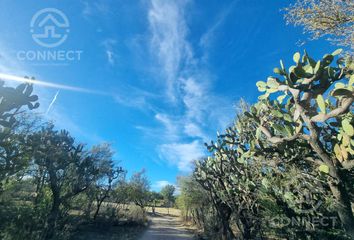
[30,8,69,48]
[265,180,338,231]
[17,8,82,65]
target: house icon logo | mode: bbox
[30,8,69,48]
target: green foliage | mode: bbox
[0,80,39,128]
[191,50,354,239]
[177,176,221,239]
[85,143,125,220]
[160,184,175,209]
[245,49,354,237]
[0,81,145,240]
[0,81,39,185]
[126,169,150,210]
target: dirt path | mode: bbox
[139,214,194,240]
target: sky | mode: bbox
[0,0,335,191]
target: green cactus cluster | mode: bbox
[194,50,354,239]
[0,79,39,128]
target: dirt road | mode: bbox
[139,214,194,240]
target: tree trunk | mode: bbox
[328,180,354,237]
[304,117,354,238]
[93,199,103,220]
[239,214,252,240]
[309,143,354,237]
[85,199,93,219]
[218,202,236,240]
[44,191,60,240]
[44,164,61,240]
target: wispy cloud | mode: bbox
[158,140,205,172]
[148,0,192,101]
[112,83,160,112]
[81,1,91,17]
[183,122,207,140]
[155,113,179,141]
[144,0,235,172]
[106,51,115,65]
[101,39,117,66]
[200,1,237,50]
[46,90,60,115]
[81,0,110,19]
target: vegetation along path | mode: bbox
[140,214,194,240]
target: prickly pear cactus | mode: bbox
[249,50,354,174]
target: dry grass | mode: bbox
[70,204,148,240]
[71,205,183,240]
[146,207,181,217]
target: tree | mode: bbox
[160,184,175,215]
[148,191,162,215]
[89,143,125,220]
[127,169,150,212]
[284,0,354,49]
[194,105,341,239]
[108,177,129,220]
[195,126,263,240]
[28,124,96,239]
[176,176,213,230]
[247,49,354,237]
[234,102,334,238]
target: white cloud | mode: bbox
[155,113,179,141]
[183,122,207,140]
[45,90,60,115]
[106,50,115,65]
[158,140,205,172]
[181,77,209,124]
[81,1,92,17]
[112,84,159,111]
[199,1,237,50]
[145,0,235,172]
[81,1,110,19]
[101,39,117,66]
[148,0,191,101]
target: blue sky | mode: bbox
[0,0,335,191]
